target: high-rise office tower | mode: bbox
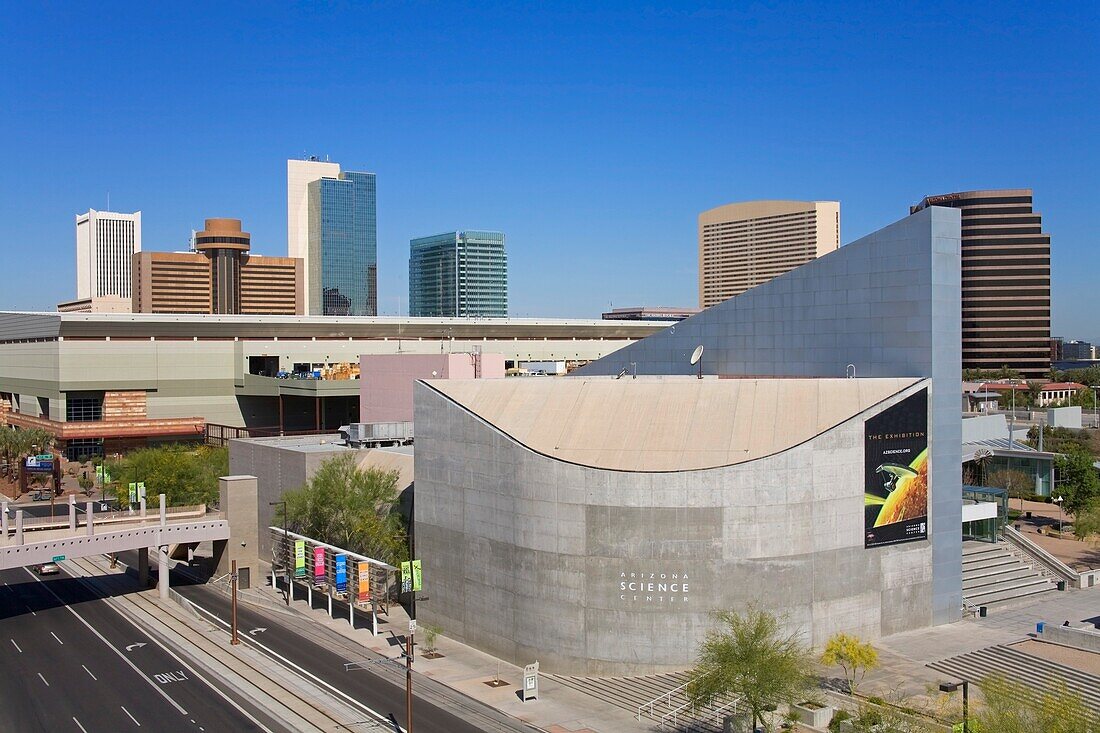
[911,189,1051,379]
[286,158,377,315]
[698,201,839,308]
[409,231,507,318]
[76,209,142,303]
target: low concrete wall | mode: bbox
[1040,623,1100,653]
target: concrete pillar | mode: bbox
[86,502,94,535]
[349,599,354,628]
[138,547,149,586]
[158,545,169,600]
[212,475,260,592]
[2,500,9,537]
[139,497,146,519]
[307,582,312,608]
[327,591,333,618]
[15,510,23,545]
[159,494,166,526]
[68,495,76,531]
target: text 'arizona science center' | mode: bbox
[414,206,963,675]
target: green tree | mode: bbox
[1056,449,1100,517]
[820,632,879,696]
[107,444,226,507]
[985,467,1035,508]
[1073,502,1100,541]
[284,453,406,564]
[686,606,813,731]
[975,674,1100,733]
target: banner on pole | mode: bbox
[335,554,347,593]
[357,561,370,602]
[294,540,305,577]
[400,560,412,594]
[313,546,325,583]
[411,559,423,592]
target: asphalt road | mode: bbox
[0,565,282,733]
[130,551,499,733]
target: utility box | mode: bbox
[522,662,539,701]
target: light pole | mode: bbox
[1090,386,1100,429]
[268,500,289,605]
[939,679,969,733]
[230,559,240,645]
[1054,495,1064,536]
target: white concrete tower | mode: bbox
[75,209,142,301]
[287,158,340,311]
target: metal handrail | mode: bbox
[1004,525,1079,584]
[637,676,695,720]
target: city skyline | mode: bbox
[0,3,1096,339]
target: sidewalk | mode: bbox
[243,570,655,733]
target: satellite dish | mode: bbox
[690,345,704,366]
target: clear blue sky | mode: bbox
[1,2,1096,336]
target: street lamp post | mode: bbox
[939,679,969,733]
[1054,495,1064,536]
[1090,386,1100,429]
[268,501,289,605]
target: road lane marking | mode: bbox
[72,717,89,733]
[21,567,188,716]
[10,638,21,653]
[82,664,97,680]
[25,603,36,616]
[51,631,64,645]
[63,562,275,733]
[187,597,402,732]
[121,706,140,726]
[38,672,49,686]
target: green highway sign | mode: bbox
[52,555,65,562]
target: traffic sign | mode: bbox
[52,555,65,562]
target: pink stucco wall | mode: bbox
[360,352,505,423]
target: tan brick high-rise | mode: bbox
[698,201,839,308]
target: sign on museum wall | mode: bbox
[865,388,929,548]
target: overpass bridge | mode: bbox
[0,495,229,599]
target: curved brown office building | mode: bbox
[911,189,1050,379]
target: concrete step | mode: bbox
[962,555,1020,574]
[964,578,1057,607]
[963,566,1042,590]
[962,542,1009,557]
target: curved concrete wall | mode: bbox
[415,379,933,676]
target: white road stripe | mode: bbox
[121,706,140,726]
[82,664,97,680]
[21,567,188,716]
[37,672,49,686]
[10,638,21,653]
[187,599,402,732]
[51,631,64,645]
[72,717,89,733]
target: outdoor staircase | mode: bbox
[962,541,1058,608]
[545,670,741,732]
[929,643,1100,715]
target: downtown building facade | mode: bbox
[73,209,142,309]
[409,231,507,318]
[698,200,839,308]
[911,189,1051,379]
[132,219,302,315]
[287,159,377,316]
[416,206,963,675]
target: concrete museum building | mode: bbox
[414,206,963,675]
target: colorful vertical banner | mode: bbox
[400,561,412,593]
[357,561,370,602]
[334,554,347,593]
[411,559,423,592]
[313,546,325,583]
[128,483,138,503]
[294,540,305,577]
[864,388,929,548]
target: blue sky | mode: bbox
[1,2,1096,336]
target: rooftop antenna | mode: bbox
[690,345,704,379]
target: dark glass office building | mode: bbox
[911,189,1051,379]
[307,171,377,316]
[409,231,507,318]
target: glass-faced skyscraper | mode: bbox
[304,169,377,316]
[409,231,507,318]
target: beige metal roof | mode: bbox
[428,376,923,471]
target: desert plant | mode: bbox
[821,632,879,696]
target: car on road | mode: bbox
[34,563,60,576]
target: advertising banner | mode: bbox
[357,561,370,602]
[400,561,412,594]
[411,559,423,592]
[294,540,305,577]
[25,455,54,473]
[313,547,325,583]
[335,554,347,593]
[865,388,929,548]
[96,465,111,483]
[128,482,138,503]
